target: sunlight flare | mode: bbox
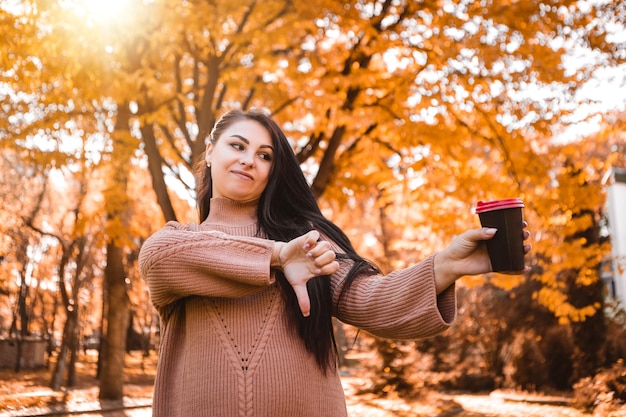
[61,0,134,24]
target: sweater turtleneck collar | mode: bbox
[204,197,259,228]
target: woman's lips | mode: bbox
[231,170,253,180]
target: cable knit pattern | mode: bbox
[139,197,457,417]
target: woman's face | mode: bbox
[205,119,274,202]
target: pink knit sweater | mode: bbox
[139,198,456,417]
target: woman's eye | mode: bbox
[231,142,244,151]
[259,153,272,161]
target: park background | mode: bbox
[1,0,626,415]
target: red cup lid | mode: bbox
[476,198,524,213]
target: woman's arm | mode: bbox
[332,225,531,340]
[140,223,339,312]
[332,255,455,340]
[139,222,276,309]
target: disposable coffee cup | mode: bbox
[476,198,525,273]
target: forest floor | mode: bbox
[0,351,624,417]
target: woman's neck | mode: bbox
[205,197,259,227]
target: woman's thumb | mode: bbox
[292,284,311,317]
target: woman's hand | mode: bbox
[274,230,339,317]
[433,222,531,294]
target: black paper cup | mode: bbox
[476,198,525,273]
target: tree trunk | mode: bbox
[50,309,78,390]
[66,311,79,387]
[13,259,31,373]
[569,278,607,381]
[140,123,177,222]
[99,242,130,400]
[99,100,133,401]
[51,343,67,390]
[311,125,345,199]
[96,287,106,379]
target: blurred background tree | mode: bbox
[1,0,625,403]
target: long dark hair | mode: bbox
[196,109,379,373]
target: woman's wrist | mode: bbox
[433,251,458,294]
[271,242,285,269]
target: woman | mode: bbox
[139,109,531,417]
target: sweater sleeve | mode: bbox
[139,221,275,309]
[331,254,456,340]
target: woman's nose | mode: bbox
[239,152,254,166]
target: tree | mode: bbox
[99,101,135,399]
[29,170,104,389]
[0,155,49,372]
[1,0,147,398]
[111,0,321,222]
